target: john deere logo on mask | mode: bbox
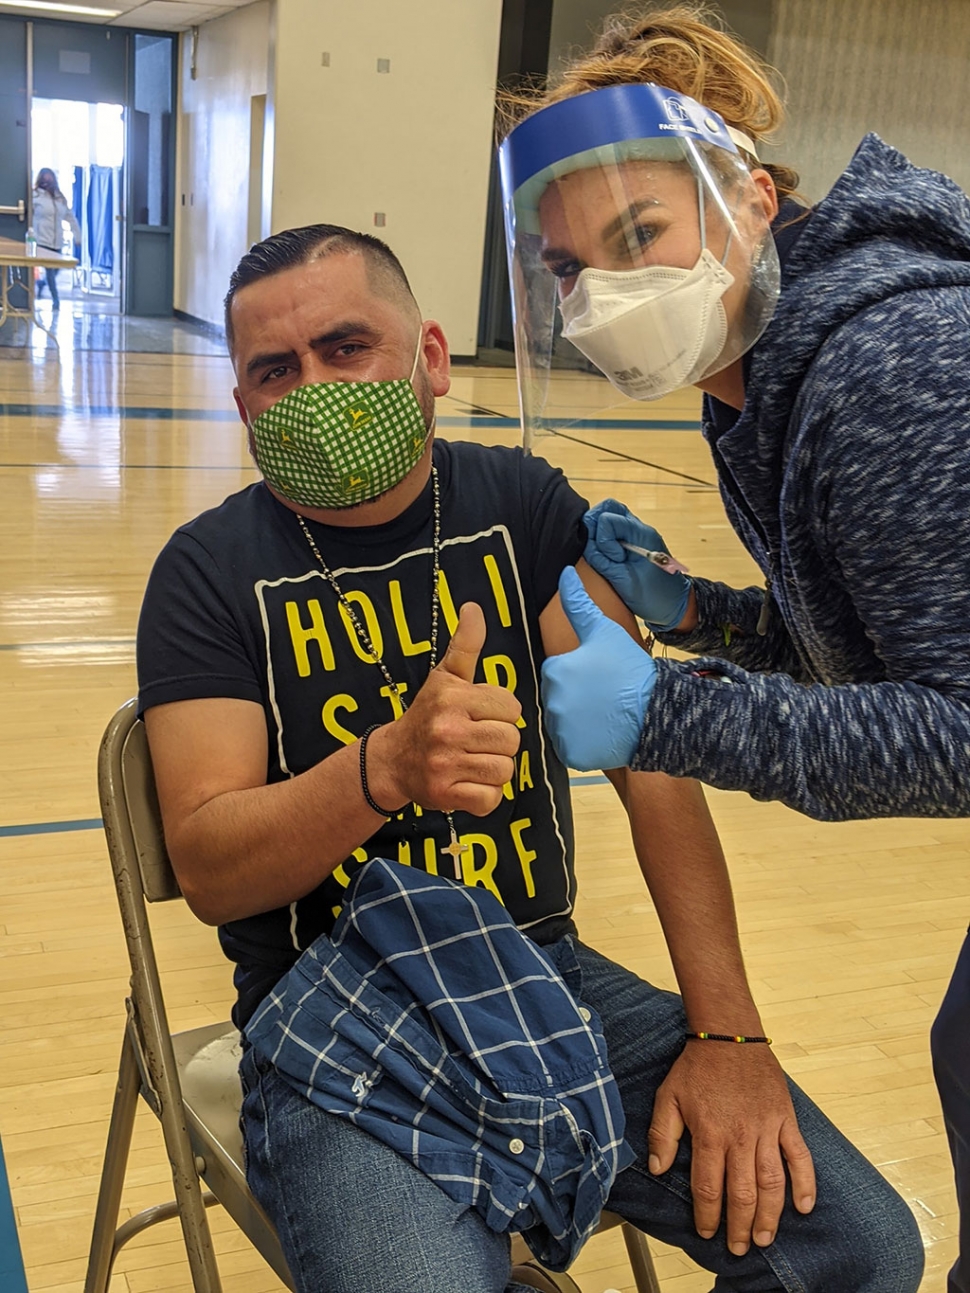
[345,403,374,431]
[342,470,371,497]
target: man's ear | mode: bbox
[420,321,451,398]
[233,388,250,427]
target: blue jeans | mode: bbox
[241,938,924,1292]
[932,930,970,1293]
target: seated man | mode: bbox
[137,224,922,1293]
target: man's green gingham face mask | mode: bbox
[250,333,430,509]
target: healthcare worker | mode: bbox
[499,7,970,1291]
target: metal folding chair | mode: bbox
[84,698,292,1293]
[85,698,661,1293]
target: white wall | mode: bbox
[767,0,970,202]
[271,0,503,356]
[174,0,271,327]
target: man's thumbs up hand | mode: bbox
[437,601,487,683]
[541,567,657,772]
[371,603,522,817]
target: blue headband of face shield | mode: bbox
[499,83,750,235]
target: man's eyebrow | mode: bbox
[246,348,297,378]
[309,321,380,348]
[244,322,380,377]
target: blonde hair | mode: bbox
[499,3,801,200]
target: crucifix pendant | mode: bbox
[440,824,468,881]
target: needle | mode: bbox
[620,541,690,575]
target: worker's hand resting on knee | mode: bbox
[650,1039,817,1255]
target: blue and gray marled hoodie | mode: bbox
[633,135,970,821]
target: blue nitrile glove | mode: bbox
[541,566,657,772]
[584,498,691,631]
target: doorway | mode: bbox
[0,15,176,347]
[30,97,124,310]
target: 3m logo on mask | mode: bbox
[614,366,644,382]
[345,403,374,431]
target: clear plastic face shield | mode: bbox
[499,84,781,449]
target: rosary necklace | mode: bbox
[296,465,469,880]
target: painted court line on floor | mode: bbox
[0,818,105,838]
[0,1133,27,1293]
[0,403,701,431]
[1,782,611,839]
[0,467,704,490]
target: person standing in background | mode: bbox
[31,169,80,310]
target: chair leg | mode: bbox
[151,1044,223,1292]
[622,1222,662,1293]
[84,1025,224,1293]
[84,1030,141,1293]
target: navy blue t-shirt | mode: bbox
[137,439,587,1027]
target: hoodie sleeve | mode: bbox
[655,577,812,680]
[632,288,970,821]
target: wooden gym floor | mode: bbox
[0,314,966,1291]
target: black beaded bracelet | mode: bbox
[359,724,400,818]
[686,1032,773,1044]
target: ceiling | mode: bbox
[0,0,255,31]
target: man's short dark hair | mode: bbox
[224,224,417,354]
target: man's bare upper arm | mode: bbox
[145,697,269,838]
[538,557,642,656]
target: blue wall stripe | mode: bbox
[0,1135,28,1293]
[0,403,701,432]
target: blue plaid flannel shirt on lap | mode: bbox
[244,858,634,1269]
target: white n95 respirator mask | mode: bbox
[558,249,734,402]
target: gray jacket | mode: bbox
[32,187,80,253]
[635,135,970,821]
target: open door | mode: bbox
[30,20,127,318]
[0,18,30,314]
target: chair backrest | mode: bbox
[99,698,181,903]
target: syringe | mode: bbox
[619,541,690,575]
